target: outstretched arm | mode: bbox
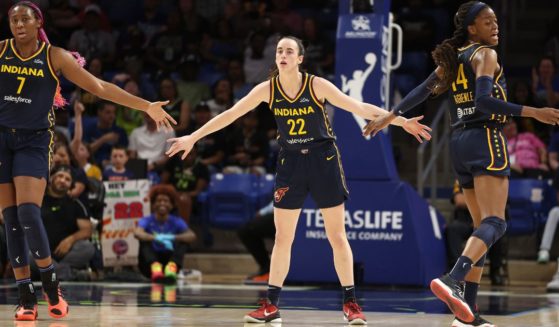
[51,47,177,131]
[474,48,559,124]
[166,81,270,159]
[313,77,431,142]
[362,69,441,137]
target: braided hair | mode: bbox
[8,1,86,108]
[431,1,489,95]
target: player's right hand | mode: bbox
[166,134,195,160]
[531,107,559,125]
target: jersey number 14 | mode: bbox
[451,63,468,91]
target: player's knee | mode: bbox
[326,231,347,249]
[17,203,41,225]
[471,216,507,248]
[2,206,19,227]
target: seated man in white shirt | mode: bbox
[128,113,176,172]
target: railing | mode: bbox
[416,98,451,202]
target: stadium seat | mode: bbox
[200,173,275,229]
[507,179,546,235]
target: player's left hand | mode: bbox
[402,115,432,143]
[166,134,196,159]
[146,101,177,132]
[362,111,396,137]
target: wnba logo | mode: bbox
[274,187,289,203]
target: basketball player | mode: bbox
[166,35,432,325]
[0,2,176,321]
[362,2,559,326]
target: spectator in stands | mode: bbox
[207,78,234,117]
[52,143,89,207]
[244,31,274,84]
[103,146,135,181]
[66,4,115,63]
[446,180,507,286]
[75,57,104,116]
[129,113,175,172]
[179,0,209,40]
[504,118,549,179]
[532,56,559,108]
[40,165,95,281]
[161,145,209,222]
[159,77,191,132]
[136,0,167,47]
[538,129,559,266]
[238,201,275,284]
[114,79,145,136]
[269,0,303,35]
[176,54,211,109]
[200,17,241,66]
[146,10,186,77]
[71,101,102,181]
[223,110,268,175]
[134,185,197,282]
[184,103,226,172]
[83,101,129,167]
[227,57,253,102]
[301,17,334,77]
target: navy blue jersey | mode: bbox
[269,73,335,150]
[448,43,508,128]
[0,39,59,129]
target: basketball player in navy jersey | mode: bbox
[363,2,559,326]
[0,2,176,321]
[166,35,432,325]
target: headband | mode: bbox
[463,2,487,32]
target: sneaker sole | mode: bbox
[15,313,37,321]
[243,315,282,323]
[430,279,474,323]
[452,319,496,327]
[344,315,367,325]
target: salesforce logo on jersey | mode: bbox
[340,15,379,39]
[302,209,403,242]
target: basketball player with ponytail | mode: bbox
[0,2,176,321]
[363,2,559,326]
[167,35,432,325]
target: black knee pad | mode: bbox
[471,216,507,248]
[18,203,51,259]
[2,206,30,267]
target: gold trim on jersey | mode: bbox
[486,127,508,171]
[494,68,507,102]
[333,143,349,194]
[47,128,54,172]
[308,75,324,109]
[0,40,8,59]
[458,42,479,52]
[10,39,46,61]
[276,73,308,103]
[46,45,60,84]
[308,75,334,137]
[268,78,275,110]
[468,45,491,62]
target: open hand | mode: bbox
[402,115,432,143]
[362,111,396,137]
[146,101,177,132]
[166,134,195,159]
[532,107,559,125]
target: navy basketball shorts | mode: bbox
[273,141,349,209]
[0,128,54,183]
[450,126,510,189]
